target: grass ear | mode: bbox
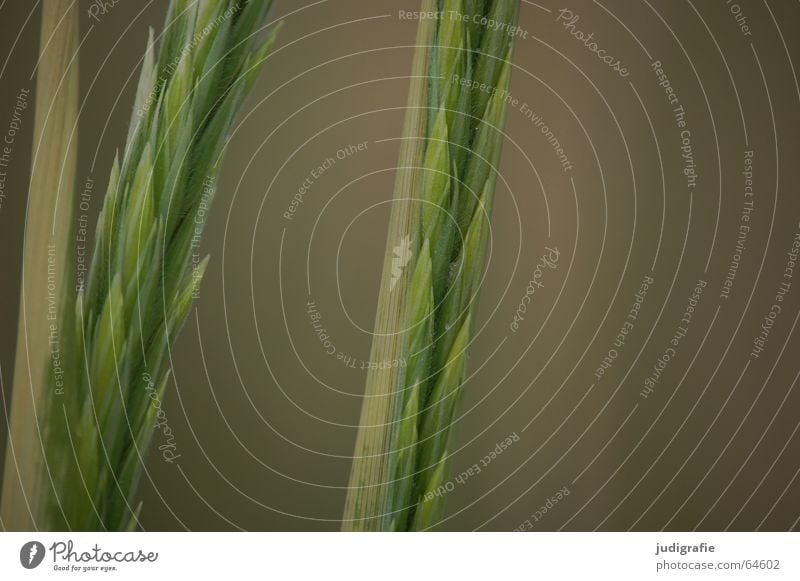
[343,0,520,531]
[1,0,282,531]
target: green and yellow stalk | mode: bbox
[2,0,280,531]
[1,0,80,531]
[343,0,519,531]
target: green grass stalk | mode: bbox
[3,0,279,531]
[1,0,80,531]
[344,0,519,531]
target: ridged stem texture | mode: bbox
[383,0,519,531]
[1,0,79,531]
[31,0,278,531]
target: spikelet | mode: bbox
[345,0,519,531]
[28,0,280,531]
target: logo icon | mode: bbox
[20,541,45,569]
[390,235,413,291]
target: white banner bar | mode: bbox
[0,532,797,579]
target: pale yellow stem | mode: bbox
[341,0,437,531]
[1,0,79,531]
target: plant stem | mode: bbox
[1,0,79,531]
[3,0,280,531]
[342,0,438,532]
[343,0,519,531]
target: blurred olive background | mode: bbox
[1,0,799,531]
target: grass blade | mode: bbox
[1,0,80,531]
